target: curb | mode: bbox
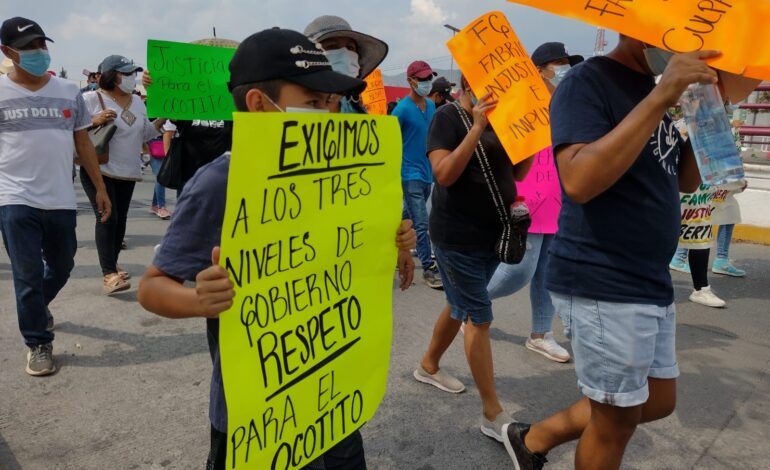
[734,224,770,245]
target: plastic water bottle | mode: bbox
[679,83,745,185]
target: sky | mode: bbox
[1,0,613,85]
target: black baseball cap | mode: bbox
[531,42,583,68]
[228,28,366,95]
[99,55,143,74]
[430,76,455,98]
[0,17,53,48]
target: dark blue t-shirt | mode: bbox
[546,57,687,306]
[153,153,230,433]
[392,95,435,183]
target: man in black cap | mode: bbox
[0,17,111,376]
[427,76,455,108]
[138,28,376,470]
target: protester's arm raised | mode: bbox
[430,94,497,187]
[138,247,234,319]
[556,51,719,204]
[74,129,111,222]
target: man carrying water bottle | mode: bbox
[501,35,717,470]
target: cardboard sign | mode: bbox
[448,11,552,164]
[679,184,718,247]
[516,147,561,234]
[361,69,388,115]
[218,112,402,469]
[146,39,236,120]
[507,0,770,81]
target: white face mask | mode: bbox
[264,93,329,113]
[117,73,137,93]
[324,48,361,78]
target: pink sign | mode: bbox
[517,147,562,234]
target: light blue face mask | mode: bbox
[643,47,674,76]
[549,64,571,87]
[87,82,98,90]
[468,90,478,106]
[414,80,432,97]
[13,48,51,77]
[324,48,360,78]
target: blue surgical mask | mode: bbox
[414,80,432,97]
[549,64,571,87]
[467,90,478,106]
[13,48,51,77]
[643,47,674,76]
[324,48,360,78]
[87,82,98,90]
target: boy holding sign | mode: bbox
[501,36,714,470]
[138,28,412,470]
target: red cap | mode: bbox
[407,60,437,80]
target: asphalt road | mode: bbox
[1,174,768,469]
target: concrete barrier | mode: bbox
[735,164,770,245]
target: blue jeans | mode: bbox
[716,224,734,259]
[149,157,167,208]
[0,205,77,347]
[551,292,678,407]
[401,180,432,269]
[487,234,556,334]
[434,245,499,325]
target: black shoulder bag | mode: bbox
[451,102,530,264]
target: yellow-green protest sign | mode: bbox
[218,112,402,469]
[448,11,551,164]
[506,0,770,81]
[145,39,236,120]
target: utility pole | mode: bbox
[444,24,461,84]
[594,27,607,56]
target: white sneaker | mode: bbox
[689,286,726,308]
[525,332,571,363]
[480,411,510,443]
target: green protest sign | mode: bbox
[145,39,236,120]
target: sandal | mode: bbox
[103,273,130,295]
[116,266,131,281]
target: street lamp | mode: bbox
[444,24,461,84]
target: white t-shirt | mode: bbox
[0,75,91,210]
[83,90,159,181]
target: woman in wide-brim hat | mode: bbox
[305,15,388,113]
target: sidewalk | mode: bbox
[1,177,768,469]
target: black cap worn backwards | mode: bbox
[531,42,584,68]
[228,28,366,95]
[0,17,53,48]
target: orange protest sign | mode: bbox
[361,69,388,115]
[447,11,551,164]
[507,0,770,81]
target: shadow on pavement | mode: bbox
[54,321,207,368]
[0,432,22,470]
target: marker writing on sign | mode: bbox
[273,119,383,178]
[229,388,364,469]
[662,1,734,52]
[583,0,633,18]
